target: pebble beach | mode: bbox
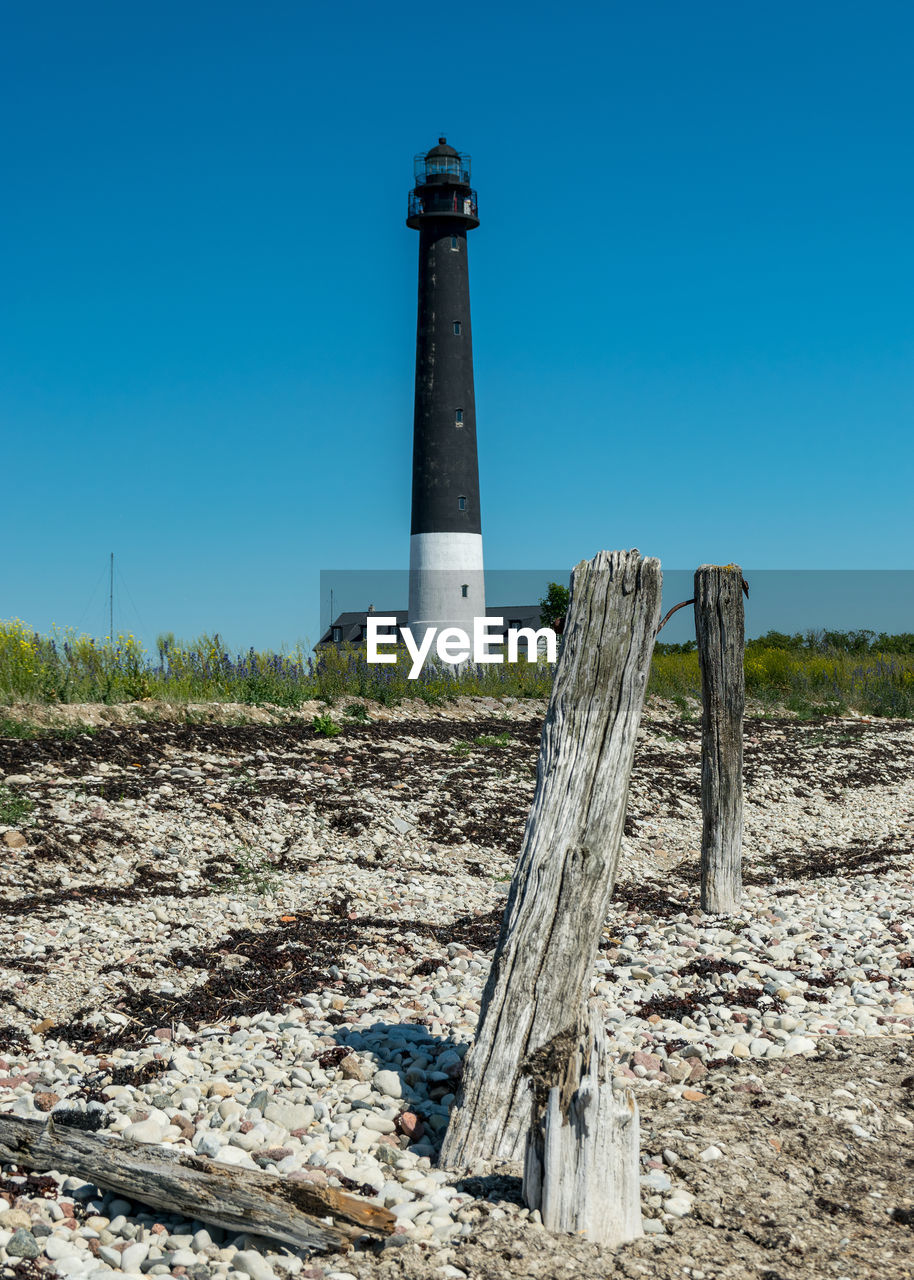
[1,696,913,1280]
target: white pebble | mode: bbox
[373,1070,403,1099]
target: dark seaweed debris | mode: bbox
[636,992,701,1021]
[0,1170,62,1200]
[635,980,784,1021]
[48,1107,106,1132]
[728,985,786,1014]
[0,1024,30,1053]
[53,902,506,1053]
[612,879,695,919]
[680,956,742,978]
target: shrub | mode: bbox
[3,619,913,720]
[312,713,342,738]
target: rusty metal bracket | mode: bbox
[656,599,694,636]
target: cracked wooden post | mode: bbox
[523,1003,642,1247]
[694,563,745,914]
[439,548,661,1184]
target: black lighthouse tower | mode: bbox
[406,138,484,640]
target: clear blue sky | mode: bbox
[3,0,912,651]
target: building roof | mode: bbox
[426,136,459,158]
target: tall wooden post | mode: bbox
[439,549,661,1171]
[694,564,745,914]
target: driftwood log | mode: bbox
[523,1004,642,1247]
[694,564,745,914]
[0,1115,393,1253]
[440,548,661,1169]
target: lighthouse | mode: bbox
[406,138,484,643]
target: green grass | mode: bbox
[215,846,281,896]
[0,785,34,826]
[3,618,914,722]
[451,732,513,757]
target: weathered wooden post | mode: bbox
[440,548,660,1238]
[522,1003,643,1247]
[694,564,745,914]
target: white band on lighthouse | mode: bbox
[408,531,485,645]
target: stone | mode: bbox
[632,1050,662,1073]
[233,1250,275,1280]
[170,1113,196,1140]
[640,1170,671,1193]
[263,1101,314,1131]
[44,1237,79,1260]
[338,1054,365,1081]
[197,1133,224,1158]
[783,1035,817,1056]
[0,1209,33,1230]
[214,1145,255,1167]
[363,1114,396,1134]
[395,1111,425,1140]
[253,1146,294,1163]
[1,831,28,849]
[7,1228,40,1259]
[698,1145,723,1162]
[664,1193,693,1217]
[373,1070,402,1099]
[123,1119,166,1144]
[122,1241,150,1270]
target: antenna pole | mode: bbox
[109,553,114,639]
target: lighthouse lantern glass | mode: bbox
[413,152,472,186]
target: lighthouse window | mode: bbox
[332,626,342,643]
[453,321,461,335]
[458,496,467,511]
[455,408,464,424]
[461,584,469,598]
[450,236,459,250]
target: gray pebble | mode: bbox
[232,1250,275,1280]
[7,1228,41,1259]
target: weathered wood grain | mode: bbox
[523,1004,642,1246]
[0,1115,394,1252]
[439,549,662,1168]
[694,564,745,914]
